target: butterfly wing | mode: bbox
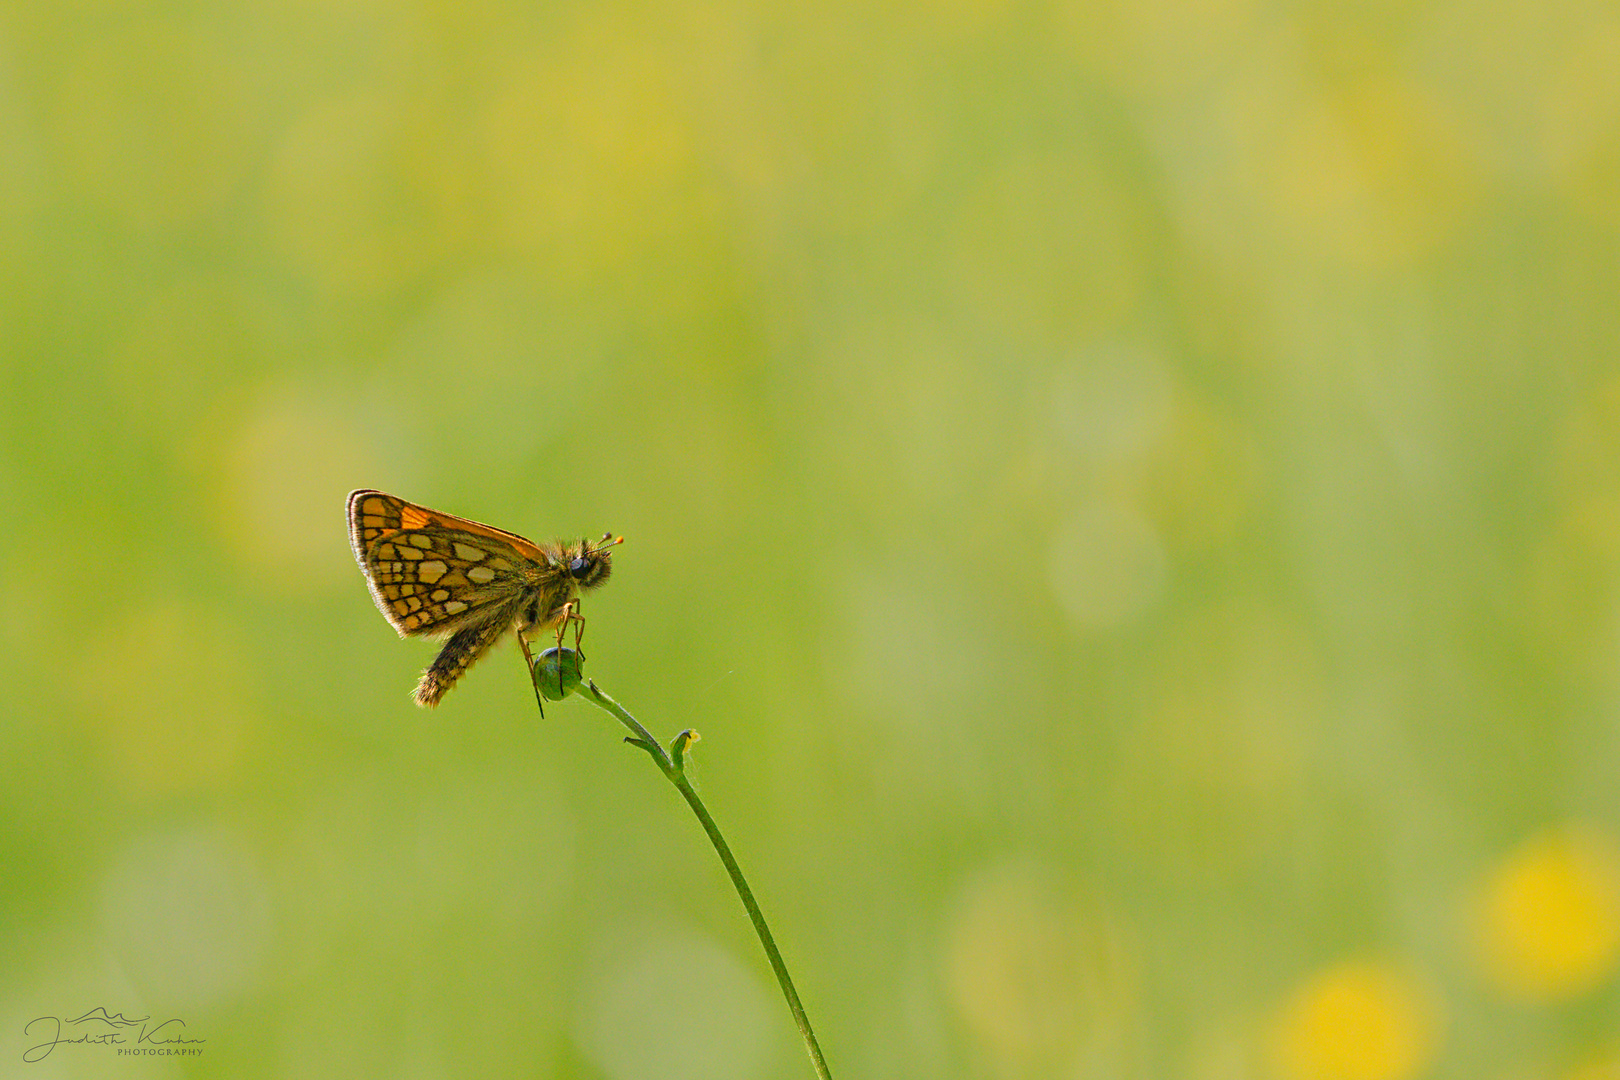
[346,489,554,639]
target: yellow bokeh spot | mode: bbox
[1553,375,1620,498]
[1268,74,1479,268]
[480,23,696,264]
[1270,960,1440,1080]
[1473,829,1620,1001]
[54,26,255,231]
[946,863,1136,1074]
[1544,19,1620,228]
[82,604,253,799]
[1143,395,1260,551]
[1565,1044,1620,1080]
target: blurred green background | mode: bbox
[4,0,1620,1077]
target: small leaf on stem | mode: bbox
[672,728,701,771]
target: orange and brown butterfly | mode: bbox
[346,490,622,707]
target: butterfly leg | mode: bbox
[554,599,587,660]
[571,603,587,657]
[516,625,545,717]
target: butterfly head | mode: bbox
[567,532,622,588]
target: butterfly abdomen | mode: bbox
[415,612,515,707]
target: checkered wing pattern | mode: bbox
[347,489,558,706]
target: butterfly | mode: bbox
[347,490,621,707]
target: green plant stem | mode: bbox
[574,677,834,1080]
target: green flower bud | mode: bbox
[533,647,583,701]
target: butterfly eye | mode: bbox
[569,556,591,578]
